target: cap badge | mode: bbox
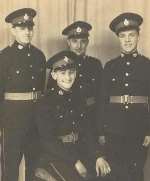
[64,56,69,62]
[76,27,82,33]
[24,13,29,20]
[124,19,129,26]
[18,44,23,50]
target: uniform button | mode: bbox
[70,110,73,113]
[72,121,75,125]
[30,65,33,68]
[68,98,71,102]
[126,62,130,66]
[125,105,129,109]
[59,115,63,118]
[79,74,83,77]
[16,70,20,74]
[133,53,137,58]
[28,53,31,57]
[32,76,35,80]
[80,85,83,89]
[59,90,64,95]
[78,63,81,67]
[112,78,116,82]
[92,78,95,81]
[80,113,84,117]
[125,72,129,77]
[125,83,129,87]
[51,87,54,91]
[33,88,35,91]
[133,162,137,167]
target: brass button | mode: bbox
[125,72,129,76]
[126,62,130,66]
[16,70,20,74]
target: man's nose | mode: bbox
[64,71,71,80]
[24,28,30,34]
[125,35,130,42]
[76,41,81,48]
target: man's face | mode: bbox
[11,26,34,45]
[52,68,76,91]
[118,29,139,54]
[67,38,89,55]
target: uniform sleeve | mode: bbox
[40,52,46,93]
[146,62,150,135]
[0,52,6,100]
[95,62,111,158]
[94,60,104,135]
[35,101,78,165]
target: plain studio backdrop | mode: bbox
[0,0,150,181]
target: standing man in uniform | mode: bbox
[0,8,46,181]
[61,21,110,177]
[99,12,150,181]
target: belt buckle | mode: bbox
[121,95,131,104]
[71,132,78,144]
[32,92,37,101]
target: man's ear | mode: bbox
[10,25,16,37]
[51,70,57,80]
[86,38,89,46]
[67,38,71,47]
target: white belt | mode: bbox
[4,91,42,101]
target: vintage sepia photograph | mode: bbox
[0,0,150,181]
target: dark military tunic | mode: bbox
[0,41,46,181]
[34,83,98,181]
[100,52,150,181]
[69,55,103,139]
[47,54,103,140]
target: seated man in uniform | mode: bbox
[33,50,110,181]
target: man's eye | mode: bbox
[81,40,87,43]
[60,71,65,74]
[130,33,136,37]
[20,27,26,30]
[72,39,78,43]
[119,34,125,38]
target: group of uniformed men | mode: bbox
[0,7,150,181]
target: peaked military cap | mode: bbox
[47,50,77,70]
[62,21,92,38]
[109,12,143,34]
[5,8,36,27]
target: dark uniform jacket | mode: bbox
[74,55,103,137]
[101,52,150,137]
[35,83,98,166]
[0,41,46,127]
[47,54,103,137]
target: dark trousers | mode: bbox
[2,100,39,181]
[104,134,148,181]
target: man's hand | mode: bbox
[96,157,111,177]
[75,160,87,178]
[143,136,150,147]
[35,168,57,181]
